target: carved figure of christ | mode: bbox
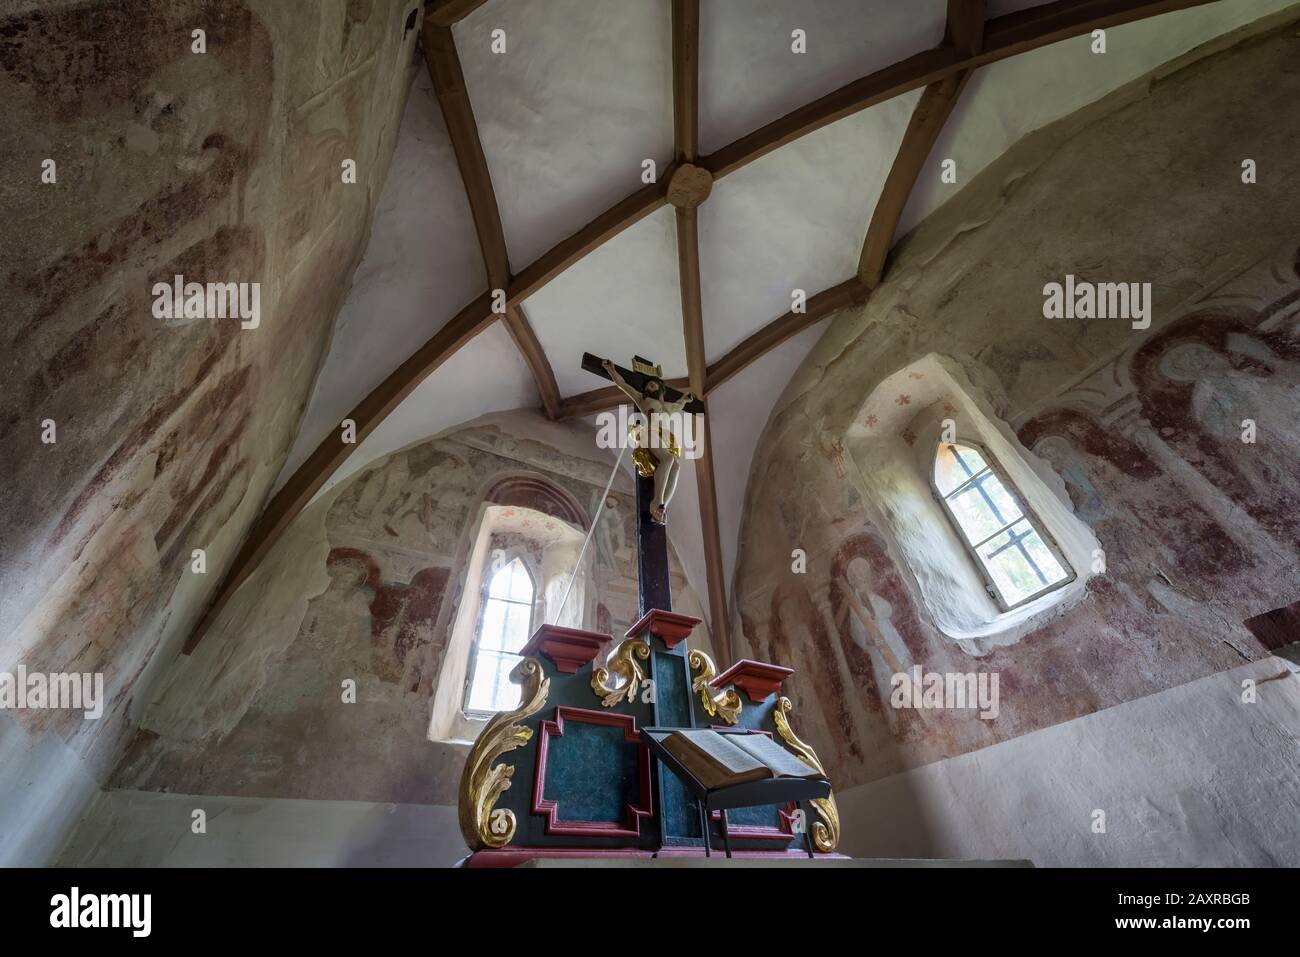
[599,357,696,525]
[581,352,705,614]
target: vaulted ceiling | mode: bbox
[187,0,1295,659]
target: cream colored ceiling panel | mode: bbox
[455,0,674,269]
[699,0,946,154]
[525,205,687,397]
[699,92,919,360]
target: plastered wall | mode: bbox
[729,19,1300,864]
[59,412,711,864]
[835,658,1300,866]
[0,0,424,864]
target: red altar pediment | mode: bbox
[625,608,702,649]
[710,659,794,702]
[519,624,609,673]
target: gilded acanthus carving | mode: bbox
[590,637,649,707]
[687,649,742,725]
[458,657,550,850]
[773,696,841,853]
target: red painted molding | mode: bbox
[711,803,799,841]
[460,847,848,866]
[710,658,794,702]
[532,706,653,838]
[626,608,702,649]
[519,624,608,674]
[461,847,656,867]
[653,847,849,860]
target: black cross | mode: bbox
[581,353,705,413]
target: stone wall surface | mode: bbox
[0,0,424,864]
[731,23,1300,794]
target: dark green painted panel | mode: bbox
[653,651,700,840]
[542,720,639,824]
[654,653,690,727]
[501,654,660,848]
[660,763,702,839]
[727,803,784,829]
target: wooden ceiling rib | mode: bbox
[504,181,672,313]
[700,0,1217,181]
[424,19,561,418]
[423,21,508,285]
[702,45,962,180]
[669,0,732,662]
[184,0,1221,653]
[426,0,490,28]
[980,0,1218,59]
[676,206,707,399]
[946,0,988,55]
[705,277,868,393]
[674,0,706,398]
[557,377,691,420]
[691,408,732,664]
[503,303,562,417]
[859,0,984,288]
[672,0,700,163]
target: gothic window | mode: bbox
[933,442,1074,609]
[463,557,534,716]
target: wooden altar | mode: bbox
[456,353,841,866]
[456,608,842,866]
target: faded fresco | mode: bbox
[113,413,711,804]
[0,0,419,791]
[731,27,1300,792]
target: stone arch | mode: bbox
[482,472,590,532]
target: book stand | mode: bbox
[641,727,831,858]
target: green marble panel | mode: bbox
[654,651,701,840]
[542,720,639,824]
[654,652,691,727]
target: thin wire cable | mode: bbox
[553,439,628,625]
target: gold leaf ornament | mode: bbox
[687,649,742,725]
[590,637,649,707]
[773,696,841,852]
[458,657,550,850]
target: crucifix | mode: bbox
[582,352,704,615]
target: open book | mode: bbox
[660,729,822,791]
